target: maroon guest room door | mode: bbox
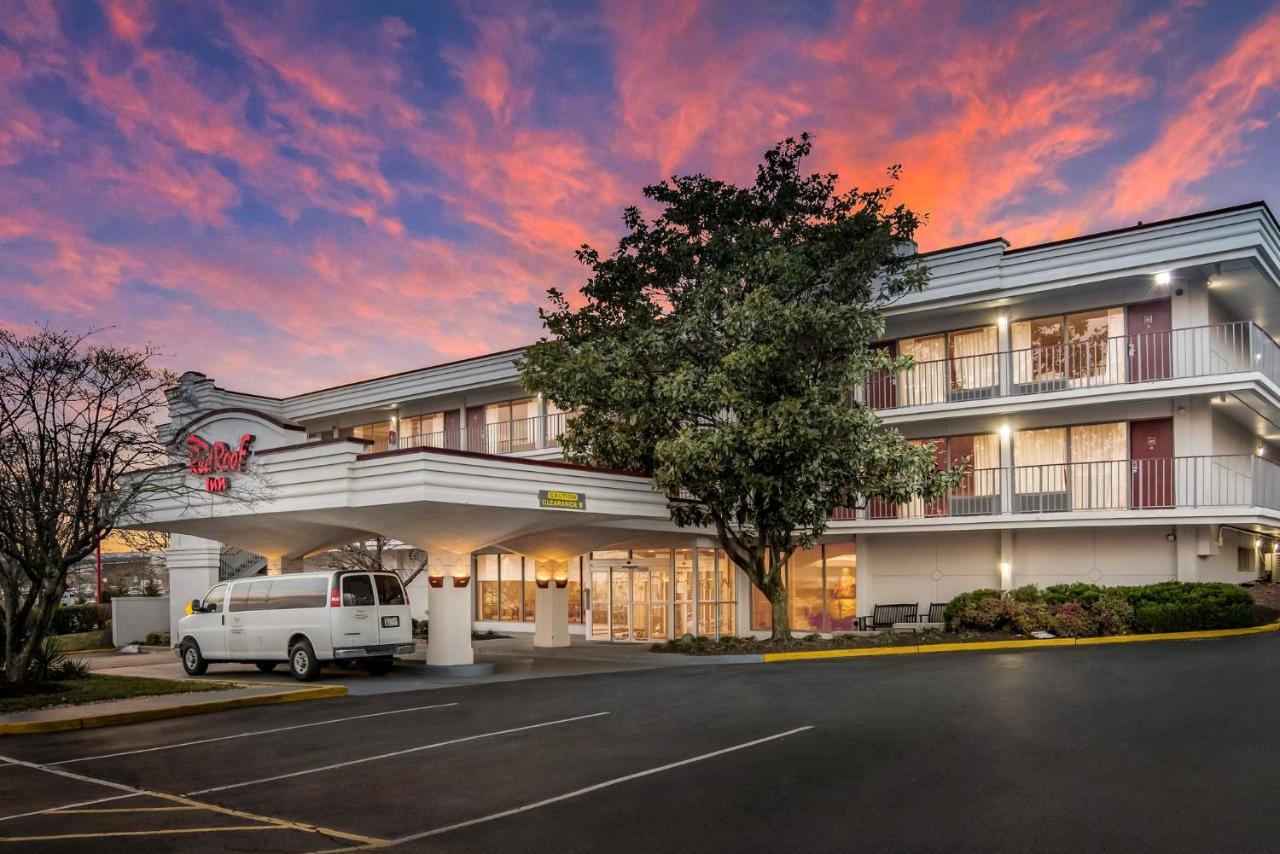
[1127,299,1172,381]
[866,340,898,409]
[1130,417,1174,508]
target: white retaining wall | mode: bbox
[112,595,171,646]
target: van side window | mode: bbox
[247,580,272,611]
[342,574,375,607]
[374,574,406,606]
[269,577,328,609]
[203,585,227,613]
[229,583,250,612]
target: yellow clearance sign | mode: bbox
[539,489,586,510]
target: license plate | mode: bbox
[381,616,399,628]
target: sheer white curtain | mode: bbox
[899,335,947,405]
[1070,422,1127,509]
[949,327,998,394]
[1014,427,1068,493]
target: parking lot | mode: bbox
[5,635,1280,852]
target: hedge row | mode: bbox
[946,582,1262,637]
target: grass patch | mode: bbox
[0,674,236,714]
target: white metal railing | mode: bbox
[834,455,1280,520]
[391,413,566,455]
[859,321,1280,411]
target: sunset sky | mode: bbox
[2,0,1279,396]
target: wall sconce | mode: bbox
[998,561,1012,586]
[553,565,569,589]
[996,315,1008,330]
[998,424,1012,441]
[534,564,552,589]
[427,565,445,588]
[1257,445,1266,458]
[1154,271,1171,286]
[450,563,471,588]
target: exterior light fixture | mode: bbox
[553,565,570,589]
[1257,445,1266,458]
[998,424,1012,440]
[450,563,472,588]
[1256,538,1263,550]
[1154,271,1172,286]
[534,564,552,589]
[427,565,445,588]
[996,315,1008,329]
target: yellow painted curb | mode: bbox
[0,684,347,735]
[761,646,917,663]
[917,638,1077,654]
[762,620,1280,664]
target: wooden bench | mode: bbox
[858,603,918,630]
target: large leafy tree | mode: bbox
[521,134,959,640]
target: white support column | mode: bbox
[167,534,221,646]
[1174,525,1199,581]
[265,555,304,576]
[999,529,1014,591]
[996,314,1012,397]
[999,425,1014,516]
[534,559,570,648]
[535,394,548,449]
[426,553,474,666]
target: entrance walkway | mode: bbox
[86,637,701,697]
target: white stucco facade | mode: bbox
[132,202,1280,654]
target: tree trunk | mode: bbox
[768,587,791,642]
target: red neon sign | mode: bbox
[187,433,255,491]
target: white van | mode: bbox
[177,570,414,681]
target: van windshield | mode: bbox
[374,574,406,605]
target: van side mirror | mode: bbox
[189,598,202,614]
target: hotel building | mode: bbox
[141,202,1280,664]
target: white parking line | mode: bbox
[327,724,815,850]
[187,711,611,796]
[53,702,459,765]
[0,753,147,822]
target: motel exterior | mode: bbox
[136,202,1280,666]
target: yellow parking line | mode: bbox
[152,792,390,847]
[0,824,289,842]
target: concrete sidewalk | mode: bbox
[86,636,707,696]
[0,681,344,733]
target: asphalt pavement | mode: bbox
[4,634,1280,853]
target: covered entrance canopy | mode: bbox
[133,409,708,667]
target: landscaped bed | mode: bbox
[0,673,236,714]
[653,581,1280,656]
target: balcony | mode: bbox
[392,412,566,456]
[832,455,1280,523]
[861,321,1280,412]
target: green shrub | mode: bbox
[944,588,1002,628]
[51,604,111,635]
[946,580,1259,636]
[1008,585,1042,603]
[1090,594,1133,635]
[54,656,92,680]
[1042,583,1104,607]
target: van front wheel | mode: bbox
[180,640,208,676]
[289,640,319,681]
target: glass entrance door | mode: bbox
[590,565,672,642]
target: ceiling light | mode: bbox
[1154,271,1172,286]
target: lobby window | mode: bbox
[499,553,523,621]
[751,544,857,633]
[674,549,694,637]
[695,549,736,636]
[476,555,499,621]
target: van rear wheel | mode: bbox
[288,640,319,681]
[180,640,208,676]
